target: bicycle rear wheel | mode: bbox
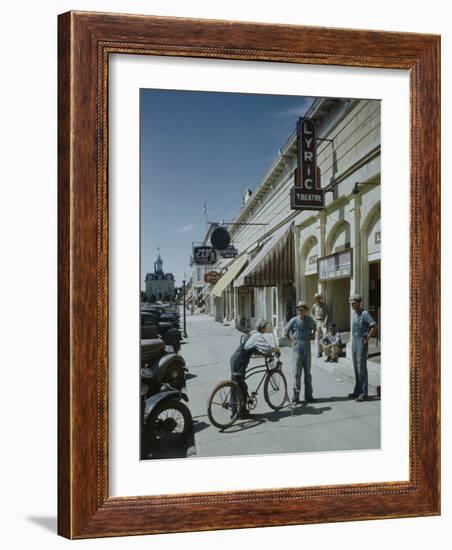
[264,369,287,410]
[207,380,242,429]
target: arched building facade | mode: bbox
[207,96,381,355]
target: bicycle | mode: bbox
[207,353,289,429]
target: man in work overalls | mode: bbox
[348,294,377,402]
[285,301,317,404]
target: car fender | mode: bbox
[158,354,187,375]
[143,390,188,420]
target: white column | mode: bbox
[294,225,301,302]
[233,288,238,327]
[317,212,327,298]
[349,195,362,295]
[277,285,284,340]
[360,227,370,309]
[347,195,362,357]
[225,287,230,323]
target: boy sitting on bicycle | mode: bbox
[230,318,280,418]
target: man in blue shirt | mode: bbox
[285,301,316,404]
[348,294,377,402]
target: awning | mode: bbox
[212,254,248,297]
[214,257,234,270]
[234,222,294,288]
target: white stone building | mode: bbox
[144,253,175,302]
[209,97,381,350]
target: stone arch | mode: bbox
[325,220,351,256]
[300,235,318,273]
[361,202,381,243]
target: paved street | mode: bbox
[181,314,380,458]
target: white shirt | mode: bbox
[244,330,273,355]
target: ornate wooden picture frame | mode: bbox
[58,11,440,538]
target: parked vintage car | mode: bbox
[141,337,187,389]
[140,311,182,352]
[140,338,191,457]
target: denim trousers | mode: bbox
[292,345,313,400]
[351,339,368,397]
[230,365,248,413]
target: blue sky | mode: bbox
[140,89,314,287]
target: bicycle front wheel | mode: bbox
[264,369,288,410]
[207,380,242,429]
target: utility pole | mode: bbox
[182,273,188,338]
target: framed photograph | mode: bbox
[58,11,440,538]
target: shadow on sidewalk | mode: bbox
[219,405,332,433]
[312,395,381,404]
[262,405,332,421]
[311,395,358,404]
[193,420,210,434]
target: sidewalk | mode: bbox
[182,314,380,459]
[310,347,381,395]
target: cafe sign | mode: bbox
[318,249,352,281]
[193,246,218,265]
[291,117,325,211]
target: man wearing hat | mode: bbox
[349,294,377,402]
[285,301,317,404]
[312,293,329,358]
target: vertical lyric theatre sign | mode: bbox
[290,117,325,210]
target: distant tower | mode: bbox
[154,248,164,274]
